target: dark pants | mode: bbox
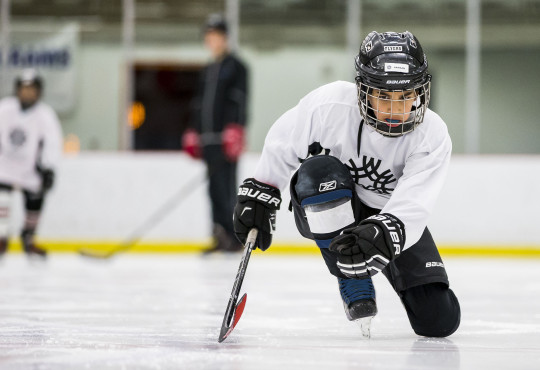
[202,145,237,237]
[320,202,450,292]
[0,183,44,212]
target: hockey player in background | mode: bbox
[0,70,63,258]
[233,31,460,337]
[183,14,249,253]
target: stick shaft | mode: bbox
[221,229,258,329]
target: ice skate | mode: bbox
[339,277,377,338]
[202,225,243,255]
[24,244,47,259]
[22,234,47,259]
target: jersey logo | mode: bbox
[9,128,27,147]
[346,156,397,195]
[319,180,336,192]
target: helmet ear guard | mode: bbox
[355,31,431,137]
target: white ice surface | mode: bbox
[0,254,539,370]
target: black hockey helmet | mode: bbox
[355,31,431,137]
[15,69,43,110]
[15,69,43,94]
[203,13,228,35]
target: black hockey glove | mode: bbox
[233,178,281,251]
[37,167,55,191]
[329,213,405,278]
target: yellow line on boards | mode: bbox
[5,239,540,258]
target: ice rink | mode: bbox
[0,253,539,370]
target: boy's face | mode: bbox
[17,85,40,107]
[204,30,228,59]
[367,89,417,127]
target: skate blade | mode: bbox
[355,316,373,339]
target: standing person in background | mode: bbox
[183,14,249,253]
[0,69,63,258]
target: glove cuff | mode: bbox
[360,213,405,257]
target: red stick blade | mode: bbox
[232,293,247,329]
[218,293,247,343]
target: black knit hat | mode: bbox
[204,14,228,34]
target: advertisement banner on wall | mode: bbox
[1,23,79,114]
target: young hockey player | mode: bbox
[233,31,460,337]
[0,69,63,258]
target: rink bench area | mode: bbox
[6,152,540,257]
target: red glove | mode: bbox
[222,123,245,162]
[182,128,201,159]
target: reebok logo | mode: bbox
[319,180,337,192]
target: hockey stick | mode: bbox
[78,169,208,259]
[218,228,258,343]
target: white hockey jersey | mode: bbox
[254,81,451,250]
[0,97,63,193]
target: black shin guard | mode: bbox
[400,283,461,338]
[21,190,46,256]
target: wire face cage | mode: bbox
[357,80,431,137]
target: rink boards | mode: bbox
[5,239,540,258]
[4,152,540,257]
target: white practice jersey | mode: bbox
[0,97,63,193]
[254,81,451,250]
